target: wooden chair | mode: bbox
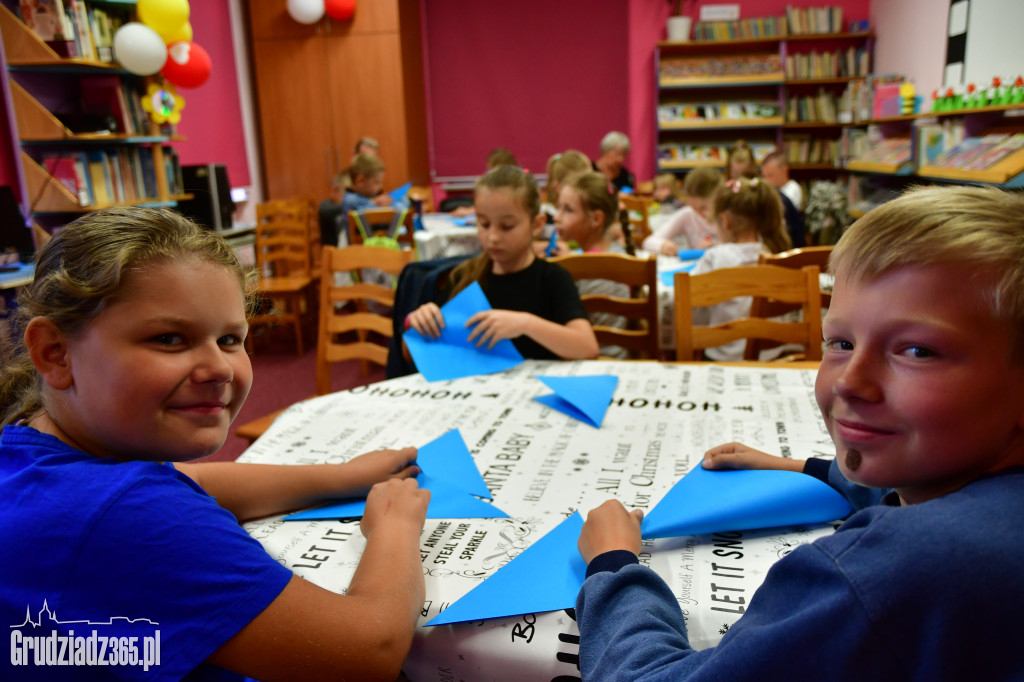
[346,207,416,254]
[317,244,415,387]
[758,245,833,308]
[621,194,654,245]
[247,200,317,356]
[674,264,823,362]
[234,244,415,445]
[409,185,435,213]
[549,252,659,359]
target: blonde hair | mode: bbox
[349,153,385,182]
[726,141,756,179]
[449,166,540,296]
[546,150,591,202]
[0,207,252,426]
[712,177,790,253]
[562,171,617,231]
[832,184,1024,358]
[682,166,724,199]
[654,173,679,195]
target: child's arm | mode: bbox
[465,311,599,359]
[702,442,805,473]
[174,447,418,522]
[207,477,430,680]
[578,499,644,564]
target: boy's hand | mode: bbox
[360,478,430,540]
[703,442,803,472]
[578,500,644,564]
[340,447,419,496]
[373,194,394,207]
[660,241,679,257]
[408,302,445,338]
[466,310,528,349]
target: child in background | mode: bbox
[541,150,592,222]
[0,207,430,681]
[642,166,723,255]
[406,165,599,361]
[486,147,519,169]
[651,173,685,214]
[575,184,1024,680]
[725,139,758,181]
[341,153,397,216]
[689,176,790,361]
[554,171,630,359]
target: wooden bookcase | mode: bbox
[655,32,873,177]
[0,1,190,242]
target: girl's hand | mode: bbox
[578,500,644,564]
[408,302,445,338]
[702,442,803,472]
[550,239,571,256]
[339,447,419,496]
[360,478,430,540]
[465,309,528,349]
[659,241,679,257]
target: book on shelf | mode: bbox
[784,46,870,80]
[913,123,946,169]
[786,89,839,123]
[692,15,786,41]
[785,6,844,35]
[927,134,1024,171]
[850,136,911,167]
[41,152,91,206]
[18,0,73,41]
[85,150,111,205]
[79,76,134,134]
[658,141,775,164]
[659,54,782,80]
[659,101,780,124]
[783,135,839,165]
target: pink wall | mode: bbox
[175,2,250,187]
[871,0,947,99]
[626,0,871,180]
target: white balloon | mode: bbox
[287,0,325,24]
[113,22,167,75]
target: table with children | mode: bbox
[241,358,838,680]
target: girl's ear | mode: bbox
[24,317,73,390]
[590,209,606,233]
[531,212,546,237]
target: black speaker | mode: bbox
[0,186,33,260]
[176,164,234,231]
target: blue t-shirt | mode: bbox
[0,424,292,681]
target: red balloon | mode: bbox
[325,0,355,21]
[161,41,212,89]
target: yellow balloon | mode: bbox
[164,21,193,44]
[138,0,190,39]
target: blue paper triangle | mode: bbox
[284,429,508,521]
[533,375,618,427]
[641,465,852,538]
[404,281,525,382]
[425,513,586,626]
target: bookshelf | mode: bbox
[0,1,189,240]
[655,31,873,177]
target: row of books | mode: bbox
[924,133,1024,171]
[658,101,781,124]
[848,135,911,168]
[78,76,151,136]
[786,89,840,123]
[785,6,845,35]
[657,141,776,164]
[692,16,787,41]
[39,146,183,208]
[782,135,839,165]
[659,54,783,81]
[911,119,966,169]
[19,0,129,62]
[784,47,870,80]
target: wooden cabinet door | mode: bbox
[323,31,409,187]
[251,36,339,200]
[247,1,324,41]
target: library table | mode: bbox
[414,213,481,261]
[241,359,836,680]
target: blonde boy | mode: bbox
[576,185,1024,680]
[342,153,393,214]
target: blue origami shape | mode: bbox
[425,513,585,626]
[284,429,508,521]
[533,375,618,427]
[404,281,524,382]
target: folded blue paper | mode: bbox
[533,375,618,427]
[676,248,706,261]
[641,465,852,538]
[425,513,585,626]
[284,429,508,521]
[404,281,525,382]
[389,182,412,204]
[660,261,700,288]
[425,466,852,624]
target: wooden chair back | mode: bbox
[409,185,435,213]
[548,252,659,359]
[347,207,416,252]
[256,198,317,278]
[749,246,832,360]
[620,194,654,245]
[674,264,823,361]
[316,245,415,393]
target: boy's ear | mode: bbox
[24,317,73,390]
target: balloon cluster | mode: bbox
[113,0,211,89]
[287,0,357,25]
